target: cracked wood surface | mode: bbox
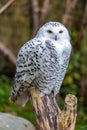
[29,87,77,130]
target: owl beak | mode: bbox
[55,35,58,40]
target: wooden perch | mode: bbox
[29,87,77,130]
[58,94,77,130]
[0,41,16,66]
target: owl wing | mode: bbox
[10,39,40,106]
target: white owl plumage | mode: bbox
[10,22,72,106]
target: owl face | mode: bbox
[37,22,70,41]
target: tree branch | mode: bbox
[62,0,78,28]
[0,41,16,66]
[29,0,50,37]
[40,0,50,25]
[0,0,15,14]
[29,0,40,37]
[76,1,87,49]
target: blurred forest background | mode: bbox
[0,0,87,130]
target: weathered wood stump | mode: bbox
[29,87,77,130]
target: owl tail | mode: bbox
[9,91,29,107]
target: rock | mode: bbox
[0,112,35,130]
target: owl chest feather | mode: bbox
[33,39,70,89]
[38,40,69,70]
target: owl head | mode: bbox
[36,22,70,41]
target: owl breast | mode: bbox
[32,39,70,96]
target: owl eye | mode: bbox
[59,30,63,34]
[47,30,53,34]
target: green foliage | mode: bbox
[0,75,35,124]
[0,75,11,106]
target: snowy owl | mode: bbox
[10,22,72,106]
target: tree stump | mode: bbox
[29,87,77,130]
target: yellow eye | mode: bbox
[47,30,53,34]
[59,30,63,34]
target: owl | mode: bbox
[10,22,72,106]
